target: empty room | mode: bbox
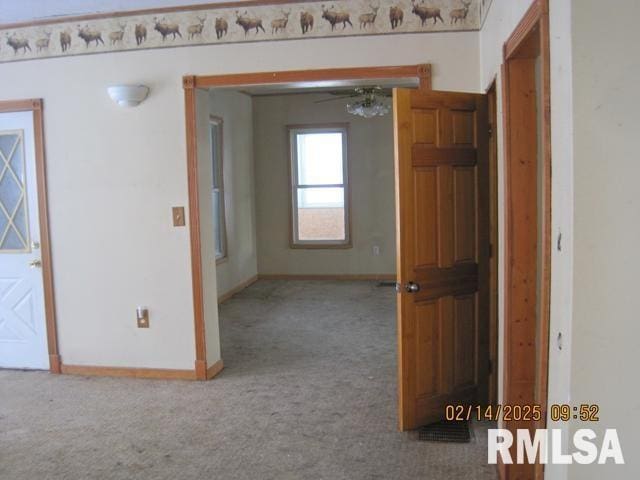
[1,1,638,479]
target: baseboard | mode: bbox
[217,274,259,303]
[49,354,61,374]
[258,273,397,281]
[60,363,197,380]
[206,359,224,379]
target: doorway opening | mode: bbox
[183,65,498,440]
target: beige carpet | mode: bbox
[0,280,497,479]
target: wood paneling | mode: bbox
[394,88,489,430]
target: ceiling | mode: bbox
[0,0,253,24]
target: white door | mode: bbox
[0,111,48,369]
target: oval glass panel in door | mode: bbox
[0,130,29,252]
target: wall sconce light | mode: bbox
[107,84,150,107]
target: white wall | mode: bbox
[208,90,258,296]
[569,1,640,478]
[0,32,479,370]
[480,2,575,479]
[253,92,395,276]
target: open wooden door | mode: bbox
[393,88,490,430]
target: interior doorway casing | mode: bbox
[0,99,60,374]
[183,64,431,380]
[500,0,551,478]
[486,80,499,407]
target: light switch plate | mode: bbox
[172,206,185,227]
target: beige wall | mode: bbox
[570,1,640,478]
[0,32,479,370]
[208,90,258,297]
[253,92,395,276]
[480,2,575,479]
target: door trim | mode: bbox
[501,1,551,478]
[0,99,60,373]
[183,64,430,380]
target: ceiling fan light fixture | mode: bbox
[346,99,390,118]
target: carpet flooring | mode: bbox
[0,280,497,480]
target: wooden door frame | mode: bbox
[486,79,499,407]
[183,64,431,380]
[500,0,551,478]
[0,99,60,374]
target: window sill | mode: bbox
[290,242,352,250]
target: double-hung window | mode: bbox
[288,124,350,247]
[210,116,227,261]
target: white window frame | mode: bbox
[288,124,350,248]
[210,116,227,262]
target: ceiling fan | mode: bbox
[314,87,392,118]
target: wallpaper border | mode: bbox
[0,0,482,64]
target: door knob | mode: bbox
[405,282,420,293]
[29,259,42,268]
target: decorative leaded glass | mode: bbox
[0,131,29,251]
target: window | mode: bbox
[210,116,226,261]
[288,125,350,247]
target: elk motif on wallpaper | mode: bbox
[36,31,51,51]
[5,33,31,54]
[389,5,404,29]
[78,25,105,47]
[449,0,471,24]
[215,17,229,39]
[135,24,147,45]
[109,24,126,45]
[187,16,206,39]
[153,18,182,40]
[321,5,353,30]
[411,0,444,26]
[0,0,493,63]
[300,11,314,34]
[359,4,380,29]
[235,11,266,35]
[271,10,291,34]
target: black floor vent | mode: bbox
[418,421,471,443]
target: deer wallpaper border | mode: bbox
[0,0,493,64]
